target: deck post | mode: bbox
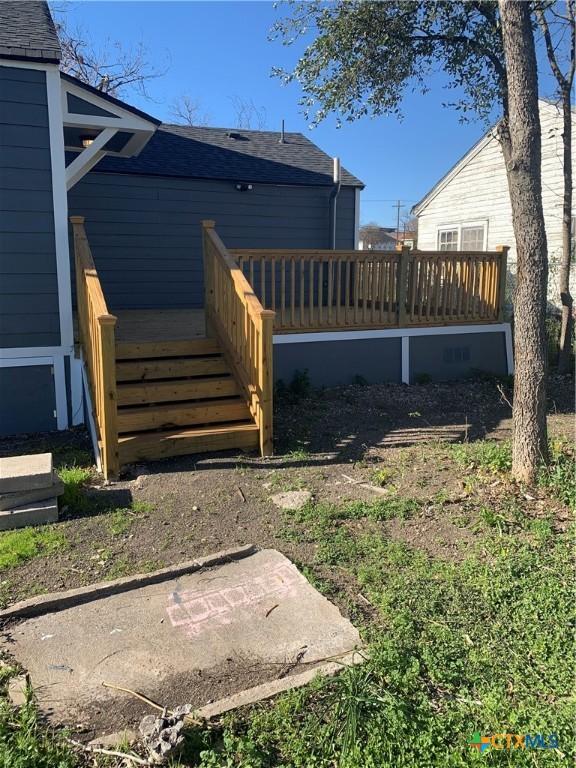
[98,314,119,480]
[397,245,410,326]
[202,220,216,330]
[259,310,275,456]
[495,245,509,321]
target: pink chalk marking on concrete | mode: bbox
[166,562,305,638]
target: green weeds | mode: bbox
[57,465,93,513]
[0,528,66,570]
[106,501,153,536]
[0,686,77,768]
[195,526,575,767]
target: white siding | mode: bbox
[416,101,573,304]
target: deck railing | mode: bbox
[202,221,274,455]
[70,216,119,479]
[231,246,508,331]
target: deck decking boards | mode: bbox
[114,309,207,343]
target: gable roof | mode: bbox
[61,72,162,127]
[0,1,61,63]
[93,124,364,187]
[411,131,494,216]
[412,99,573,216]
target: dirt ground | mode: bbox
[0,375,573,609]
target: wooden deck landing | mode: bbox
[114,309,207,343]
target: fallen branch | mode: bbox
[102,681,167,714]
[67,737,148,765]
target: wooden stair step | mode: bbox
[116,356,229,382]
[116,338,221,360]
[118,422,259,463]
[117,376,238,406]
[117,397,251,433]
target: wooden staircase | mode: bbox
[115,337,259,464]
[71,216,274,479]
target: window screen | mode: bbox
[461,226,485,251]
[438,229,459,251]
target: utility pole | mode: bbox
[394,199,402,245]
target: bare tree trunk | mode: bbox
[498,0,549,482]
[558,90,574,373]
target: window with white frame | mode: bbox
[461,225,485,251]
[437,222,487,251]
[438,229,459,251]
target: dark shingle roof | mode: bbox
[94,124,364,187]
[0,1,61,62]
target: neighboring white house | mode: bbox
[412,100,574,304]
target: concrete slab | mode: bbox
[0,473,63,511]
[0,453,53,494]
[3,549,361,737]
[270,490,312,510]
[0,498,59,531]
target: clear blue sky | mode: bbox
[58,1,558,227]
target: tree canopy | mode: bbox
[271,1,507,126]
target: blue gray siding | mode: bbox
[409,332,508,381]
[0,365,57,436]
[68,172,356,310]
[275,330,509,387]
[275,337,402,387]
[0,65,60,348]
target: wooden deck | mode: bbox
[114,309,207,343]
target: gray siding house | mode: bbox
[0,1,361,440]
[1,2,512,469]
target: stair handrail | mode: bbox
[70,216,119,479]
[201,220,274,456]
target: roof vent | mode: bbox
[227,131,243,140]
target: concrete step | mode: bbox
[0,498,59,531]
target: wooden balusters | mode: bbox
[229,247,507,331]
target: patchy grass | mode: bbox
[0,687,77,768]
[57,465,93,513]
[451,438,576,509]
[450,439,512,474]
[106,501,154,536]
[0,527,66,570]
[370,467,394,487]
[538,439,576,508]
[193,524,574,767]
[0,389,573,767]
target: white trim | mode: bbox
[436,220,488,252]
[52,355,68,430]
[401,336,410,384]
[65,127,115,190]
[62,78,157,132]
[81,359,101,472]
[273,323,511,344]
[0,59,59,72]
[354,188,361,249]
[70,356,85,426]
[46,67,74,356]
[504,324,514,375]
[0,346,72,359]
[0,356,54,368]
